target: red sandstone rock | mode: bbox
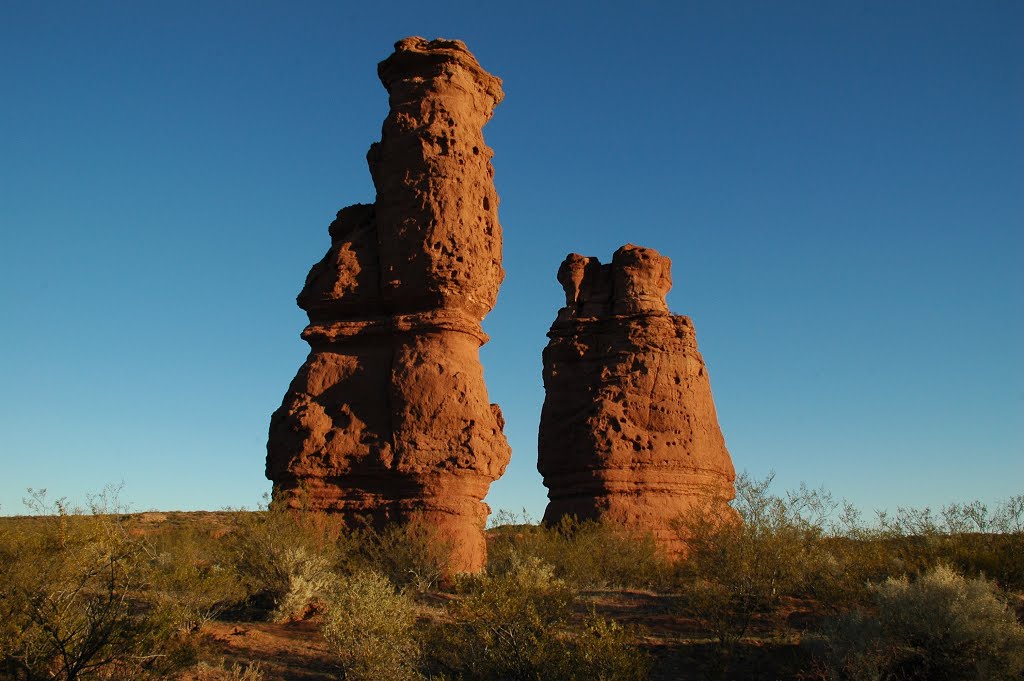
[267,37,510,574]
[538,244,737,553]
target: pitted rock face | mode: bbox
[267,37,510,574]
[539,245,737,553]
[369,37,504,320]
[611,244,671,315]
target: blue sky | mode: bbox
[1,1,1021,518]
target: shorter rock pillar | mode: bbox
[537,244,737,553]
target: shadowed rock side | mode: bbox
[267,37,511,574]
[538,245,737,553]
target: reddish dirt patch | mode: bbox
[186,621,339,681]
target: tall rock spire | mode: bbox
[267,38,510,573]
[538,244,737,552]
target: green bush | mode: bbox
[812,530,911,610]
[0,489,193,681]
[347,516,451,592]
[672,473,830,653]
[224,502,351,621]
[432,555,573,679]
[429,555,648,680]
[873,498,1024,591]
[570,616,650,681]
[813,494,1024,610]
[487,512,670,590]
[321,570,422,681]
[815,565,1024,681]
[146,524,246,633]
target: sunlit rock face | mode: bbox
[267,37,510,574]
[538,244,737,553]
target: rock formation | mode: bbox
[537,245,737,552]
[266,37,511,574]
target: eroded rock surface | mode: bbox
[267,37,510,573]
[538,245,737,552]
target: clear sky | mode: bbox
[1,1,1021,518]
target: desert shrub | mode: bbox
[874,497,1024,590]
[0,489,192,681]
[811,503,915,611]
[347,516,451,592]
[815,494,1024,609]
[145,525,246,633]
[570,616,650,681]
[487,511,670,590]
[429,555,573,679]
[814,565,1024,681]
[321,570,422,681]
[227,497,480,617]
[224,502,351,621]
[672,472,831,656]
[429,555,648,680]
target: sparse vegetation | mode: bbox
[147,524,246,633]
[429,555,649,680]
[487,511,671,590]
[0,488,195,681]
[346,516,452,593]
[224,498,350,621]
[811,565,1024,681]
[186,659,266,681]
[321,570,421,681]
[672,473,831,661]
[1,481,1020,680]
